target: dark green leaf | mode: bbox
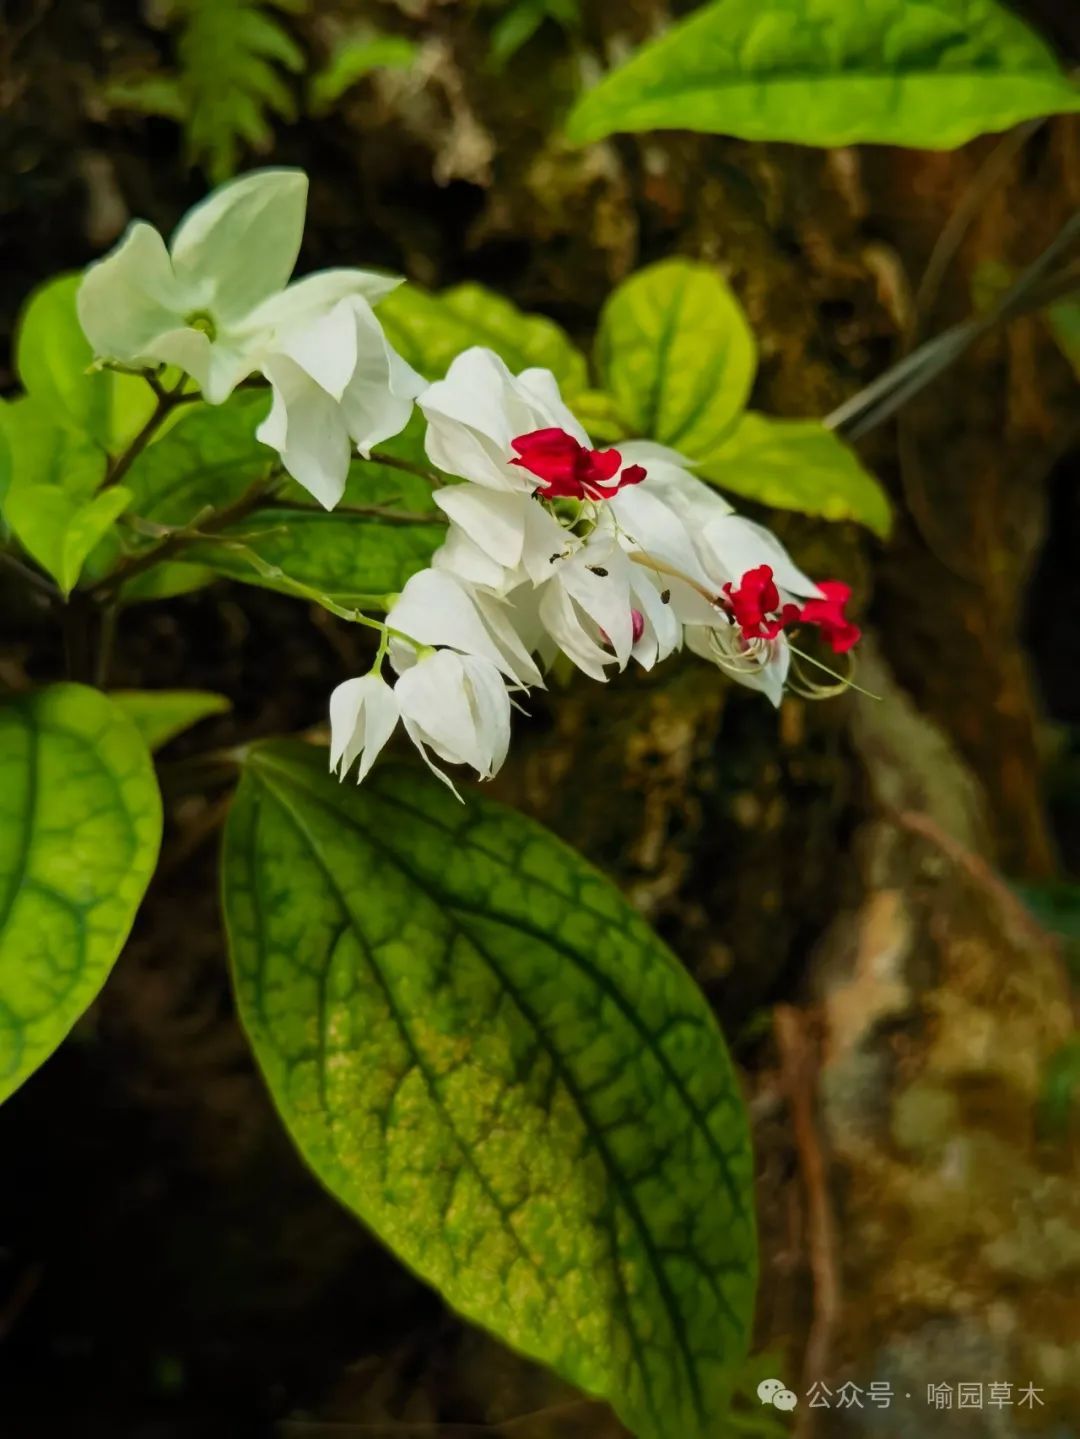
[0,684,162,1104]
[596,260,755,456]
[223,747,757,1439]
[697,414,892,536]
[566,0,1080,149]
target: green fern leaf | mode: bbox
[175,0,307,182]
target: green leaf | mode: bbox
[379,283,589,397]
[16,274,157,452]
[566,0,1080,150]
[110,690,231,751]
[697,413,892,537]
[8,485,132,597]
[0,684,162,1104]
[597,260,755,456]
[309,33,417,113]
[222,747,756,1439]
[191,511,444,607]
[101,73,189,121]
[176,0,306,183]
[0,396,131,594]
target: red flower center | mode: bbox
[510,428,646,500]
[723,565,800,641]
[724,566,861,654]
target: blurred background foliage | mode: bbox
[1,1,1079,1436]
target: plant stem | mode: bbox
[0,549,61,603]
[98,388,200,493]
[365,449,443,487]
[825,212,1080,439]
[88,472,278,600]
[258,499,438,523]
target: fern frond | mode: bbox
[175,0,308,183]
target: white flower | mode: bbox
[420,347,589,494]
[329,672,400,783]
[78,168,423,508]
[256,294,424,509]
[385,568,543,689]
[395,650,512,794]
[609,442,822,704]
[78,169,398,402]
[328,651,512,797]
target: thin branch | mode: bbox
[0,549,61,602]
[99,388,200,492]
[825,213,1080,439]
[87,473,278,600]
[364,449,443,487]
[259,499,439,523]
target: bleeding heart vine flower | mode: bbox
[329,650,513,798]
[77,167,423,507]
[327,354,862,786]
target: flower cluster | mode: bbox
[79,169,861,797]
[328,346,861,793]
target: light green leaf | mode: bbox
[110,690,231,751]
[223,748,757,1439]
[698,413,892,537]
[16,274,157,452]
[597,260,755,456]
[102,73,189,121]
[190,511,444,607]
[0,396,131,594]
[309,33,417,113]
[8,485,132,597]
[379,283,589,397]
[0,684,162,1104]
[566,0,1080,149]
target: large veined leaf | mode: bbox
[0,685,162,1104]
[16,274,156,452]
[190,512,445,608]
[379,282,589,396]
[699,413,892,536]
[223,747,757,1439]
[565,0,1080,149]
[597,260,756,456]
